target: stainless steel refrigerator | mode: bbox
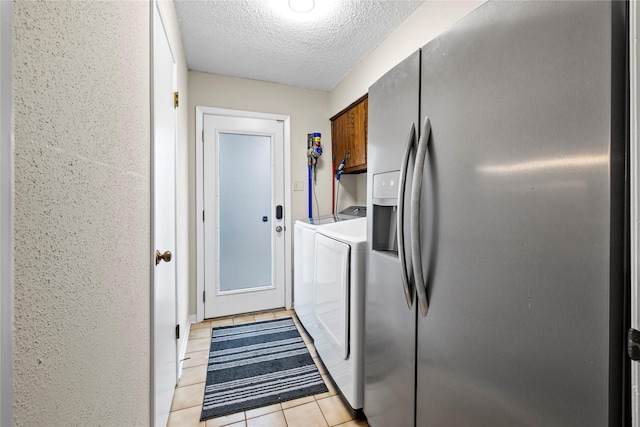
[365,2,628,426]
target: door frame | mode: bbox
[195,106,292,322]
[0,1,12,426]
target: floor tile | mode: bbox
[187,337,213,353]
[233,315,256,325]
[246,410,287,427]
[300,330,312,344]
[306,343,318,358]
[183,349,210,369]
[313,357,327,375]
[190,327,214,339]
[191,321,212,330]
[253,311,276,321]
[283,401,329,427]
[335,420,369,427]
[178,365,207,387]
[204,411,245,427]
[170,382,206,412]
[210,318,234,328]
[317,395,353,426]
[314,375,337,400]
[167,405,205,427]
[170,309,362,427]
[245,403,282,419]
[273,309,295,319]
[280,395,315,410]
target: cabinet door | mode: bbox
[331,112,349,173]
[331,95,368,174]
[347,97,367,172]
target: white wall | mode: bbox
[188,71,331,313]
[330,0,486,116]
[0,1,12,426]
[12,1,151,425]
[157,0,191,376]
[329,1,485,210]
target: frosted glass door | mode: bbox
[219,133,272,292]
[202,113,285,319]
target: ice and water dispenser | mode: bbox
[372,171,400,256]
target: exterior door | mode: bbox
[203,114,285,318]
[152,3,177,426]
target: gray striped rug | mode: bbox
[200,317,328,421]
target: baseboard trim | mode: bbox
[177,314,196,381]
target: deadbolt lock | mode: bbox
[275,226,283,233]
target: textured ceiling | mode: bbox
[174,0,424,91]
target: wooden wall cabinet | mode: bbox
[330,94,368,174]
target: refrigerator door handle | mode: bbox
[397,122,416,310]
[411,116,431,317]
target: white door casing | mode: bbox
[152,2,178,426]
[196,107,292,322]
[203,115,284,318]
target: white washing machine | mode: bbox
[293,207,365,340]
[313,217,367,411]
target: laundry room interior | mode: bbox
[5,1,640,427]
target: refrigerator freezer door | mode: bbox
[417,2,626,426]
[366,50,420,427]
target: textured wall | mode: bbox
[12,1,151,425]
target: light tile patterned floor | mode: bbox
[167,309,370,427]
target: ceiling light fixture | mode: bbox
[289,0,315,13]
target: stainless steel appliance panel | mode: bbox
[416,2,625,426]
[365,50,420,427]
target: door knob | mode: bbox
[155,250,172,265]
[275,226,283,233]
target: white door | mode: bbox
[203,114,285,318]
[152,3,177,426]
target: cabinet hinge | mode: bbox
[202,129,204,142]
[203,291,206,302]
[175,324,180,340]
[203,210,205,221]
[174,91,179,108]
[629,328,640,361]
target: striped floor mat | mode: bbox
[200,317,328,421]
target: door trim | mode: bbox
[195,106,292,322]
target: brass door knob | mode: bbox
[155,250,172,265]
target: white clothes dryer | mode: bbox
[293,207,365,340]
[313,217,367,411]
